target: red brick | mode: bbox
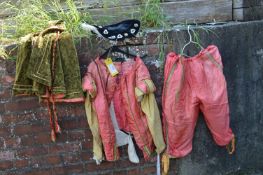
[46,155,62,165]
[60,117,87,130]
[5,137,21,149]
[0,138,5,148]
[83,129,93,139]
[127,168,140,175]
[34,132,51,145]
[140,165,156,175]
[2,112,48,125]
[117,159,141,168]
[5,99,41,112]
[53,164,84,175]
[63,143,81,152]
[30,155,62,168]
[0,127,10,136]
[30,157,49,167]
[113,170,127,175]
[52,166,67,175]
[14,123,49,136]
[21,136,35,147]
[59,118,78,130]
[61,153,81,165]
[146,32,162,45]
[0,160,13,170]
[14,159,29,168]
[79,117,89,128]
[56,131,68,143]
[1,114,16,124]
[20,169,52,175]
[67,130,86,141]
[56,104,85,116]
[17,146,48,159]
[35,110,50,121]
[72,105,85,115]
[102,172,114,175]
[2,171,17,175]
[0,103,5,113]
[147,45,160,57]
[63,164,84,174]
[80,151,92,161]
[48,144,64,154]
[55,104,77,117]
[87,161,116,172]
[82,140,92,150]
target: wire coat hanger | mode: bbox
[100,45,138,61]
[181,25,204,57]
[100,43,148,61]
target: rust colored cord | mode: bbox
[47,31,61,142]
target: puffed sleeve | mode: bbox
[83,63,103,164]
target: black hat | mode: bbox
[81,19,140,41]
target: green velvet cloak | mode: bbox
[13,30,83,101]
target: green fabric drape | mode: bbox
[13,30,83,101]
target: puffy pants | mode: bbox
[162,45,234,158]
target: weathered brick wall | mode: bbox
[1,20,263,175]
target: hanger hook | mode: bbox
[187,25,192,42]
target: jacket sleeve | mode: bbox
[141,93,166,154]
[82,67,103,163]
[135,61,166,154]
[82,72,97,98]
[135,61,156,101]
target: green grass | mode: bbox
[49,0,94,38]
[139,0,170,29]
[0,0,94,40]
[0,0,52,39]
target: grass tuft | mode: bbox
[139,0,169,29]
[0,0,94,40]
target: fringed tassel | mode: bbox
[161,152,170,175]
[47,96,56,142]
[227,136,236,155]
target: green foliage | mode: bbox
[49,0,93,37]
[139,0,169,28]
[137,0,171,69]
[1,0,52,39]
[0,0,93,40]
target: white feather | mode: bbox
[80,23,102,37]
